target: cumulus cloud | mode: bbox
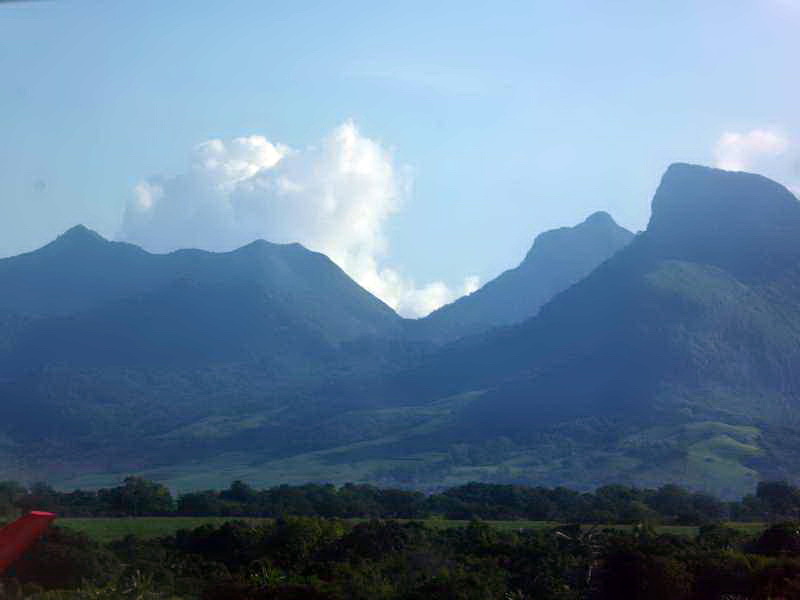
[712,128,800,198]
[713,129,789,171]
[119,121,477,318]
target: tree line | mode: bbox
[7,516,800,598]
[3,478,800,524]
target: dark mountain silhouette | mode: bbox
[404,164,800,404]
[0,228,404,368]
[407,212,633,341]
[0,225,160,316]
[0,211,634,368]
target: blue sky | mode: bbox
[1,1,798,315]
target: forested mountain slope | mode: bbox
[408,211,633,341]
[2,163,799,498]
[0,227,409,372]
[0,230,413,479]
[315,164,800,497]
[401,163,800,412]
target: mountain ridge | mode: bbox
[348,164,800,495]
[407,210,633,341]
[3,163,800,498]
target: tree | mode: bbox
[100,477,174,516]
[753,522,800,556]
[0,481,26,518]
[178,491,226,516]
[221,480,257,504]
[598,546,692,600]
[756,481,800,520]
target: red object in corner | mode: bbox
[0,511,56,573]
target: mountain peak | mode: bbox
[411,212,633,340]
[582,211,616,227]
[524,210,631,263]
[233,238,311,254]
[649,163,797,229]
[234,238,279,253]
[54,224,107,246]
[646,163,800,277]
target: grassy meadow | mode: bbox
[57,516,768,544]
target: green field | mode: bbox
[59,517,263,543]
[57,517,768,544]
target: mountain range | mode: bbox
[1,163,798,498]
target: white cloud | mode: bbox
[119,121,477,318]
[713,129,789,171]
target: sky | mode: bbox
[1,1,799,316]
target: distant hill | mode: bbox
[0,227,403,368]
[407,212,633,341]
[0,229,414,475]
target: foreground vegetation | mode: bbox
[5,517,800,599]
[2,479,800,597]
[60,517,772,544]
[4,477,800,524]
